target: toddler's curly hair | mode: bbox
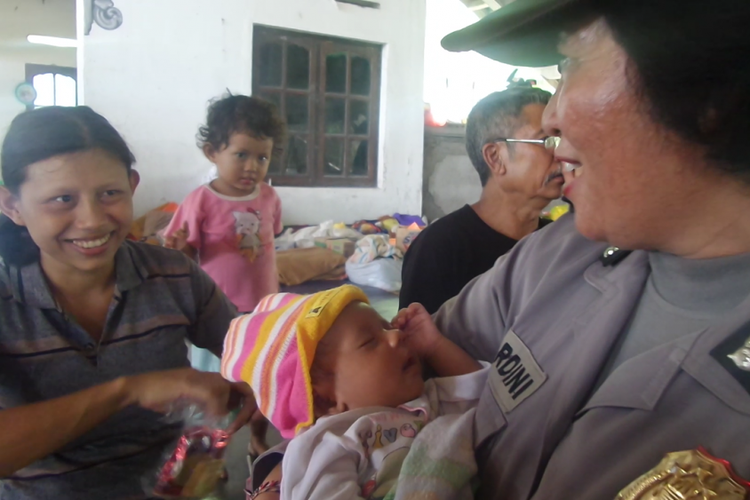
[198,93,287,152]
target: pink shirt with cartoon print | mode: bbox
[165,183,283,312]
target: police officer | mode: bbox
[433,0,750,498]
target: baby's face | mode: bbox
[316,302,424,411]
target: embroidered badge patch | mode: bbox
[488,330,547,413]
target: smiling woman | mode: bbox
[0,108,136,271]
[0,107,257,500]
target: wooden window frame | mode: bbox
[253,25,382,188]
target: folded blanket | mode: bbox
[390,411,477,500]
[276,247,347,286]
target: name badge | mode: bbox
[489,330,547,413]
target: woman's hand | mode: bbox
[226,383,258,434]
[392,303,444,359]
[123,368,257,433]
[0,369,257,477]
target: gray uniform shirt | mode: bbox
[608,250,750,372]
[434,214,750,500]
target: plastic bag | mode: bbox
[345,258,403,293]
[146,404,233,499]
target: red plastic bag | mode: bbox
[147,405,233,499]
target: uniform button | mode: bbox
[603,246,619,258]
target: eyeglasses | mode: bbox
[489,136,561,151]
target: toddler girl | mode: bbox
[221,285,489,500]
[165,93,286,454]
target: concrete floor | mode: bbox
[217,280,399,499]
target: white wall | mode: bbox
[0,0,76,136]
[82,0,426,224]
[424,0,556,124]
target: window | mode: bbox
[25,64,78,109]
[253,26,382,188]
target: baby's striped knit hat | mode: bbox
[220,285,369,438]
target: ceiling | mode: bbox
[458,0,510,18]
[0,0,76,44]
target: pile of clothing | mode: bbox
[274,221,363,252]
[275,215,426,292]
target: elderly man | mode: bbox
[400,87,563,313]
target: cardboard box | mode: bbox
[314,238,356,258]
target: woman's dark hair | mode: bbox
[198,93,287,152]
[593,0,750,180]
[0,106,136,267]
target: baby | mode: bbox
[221,285,489,500]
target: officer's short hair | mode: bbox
[466,88,552,186]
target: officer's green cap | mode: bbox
[441,0,590,67]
